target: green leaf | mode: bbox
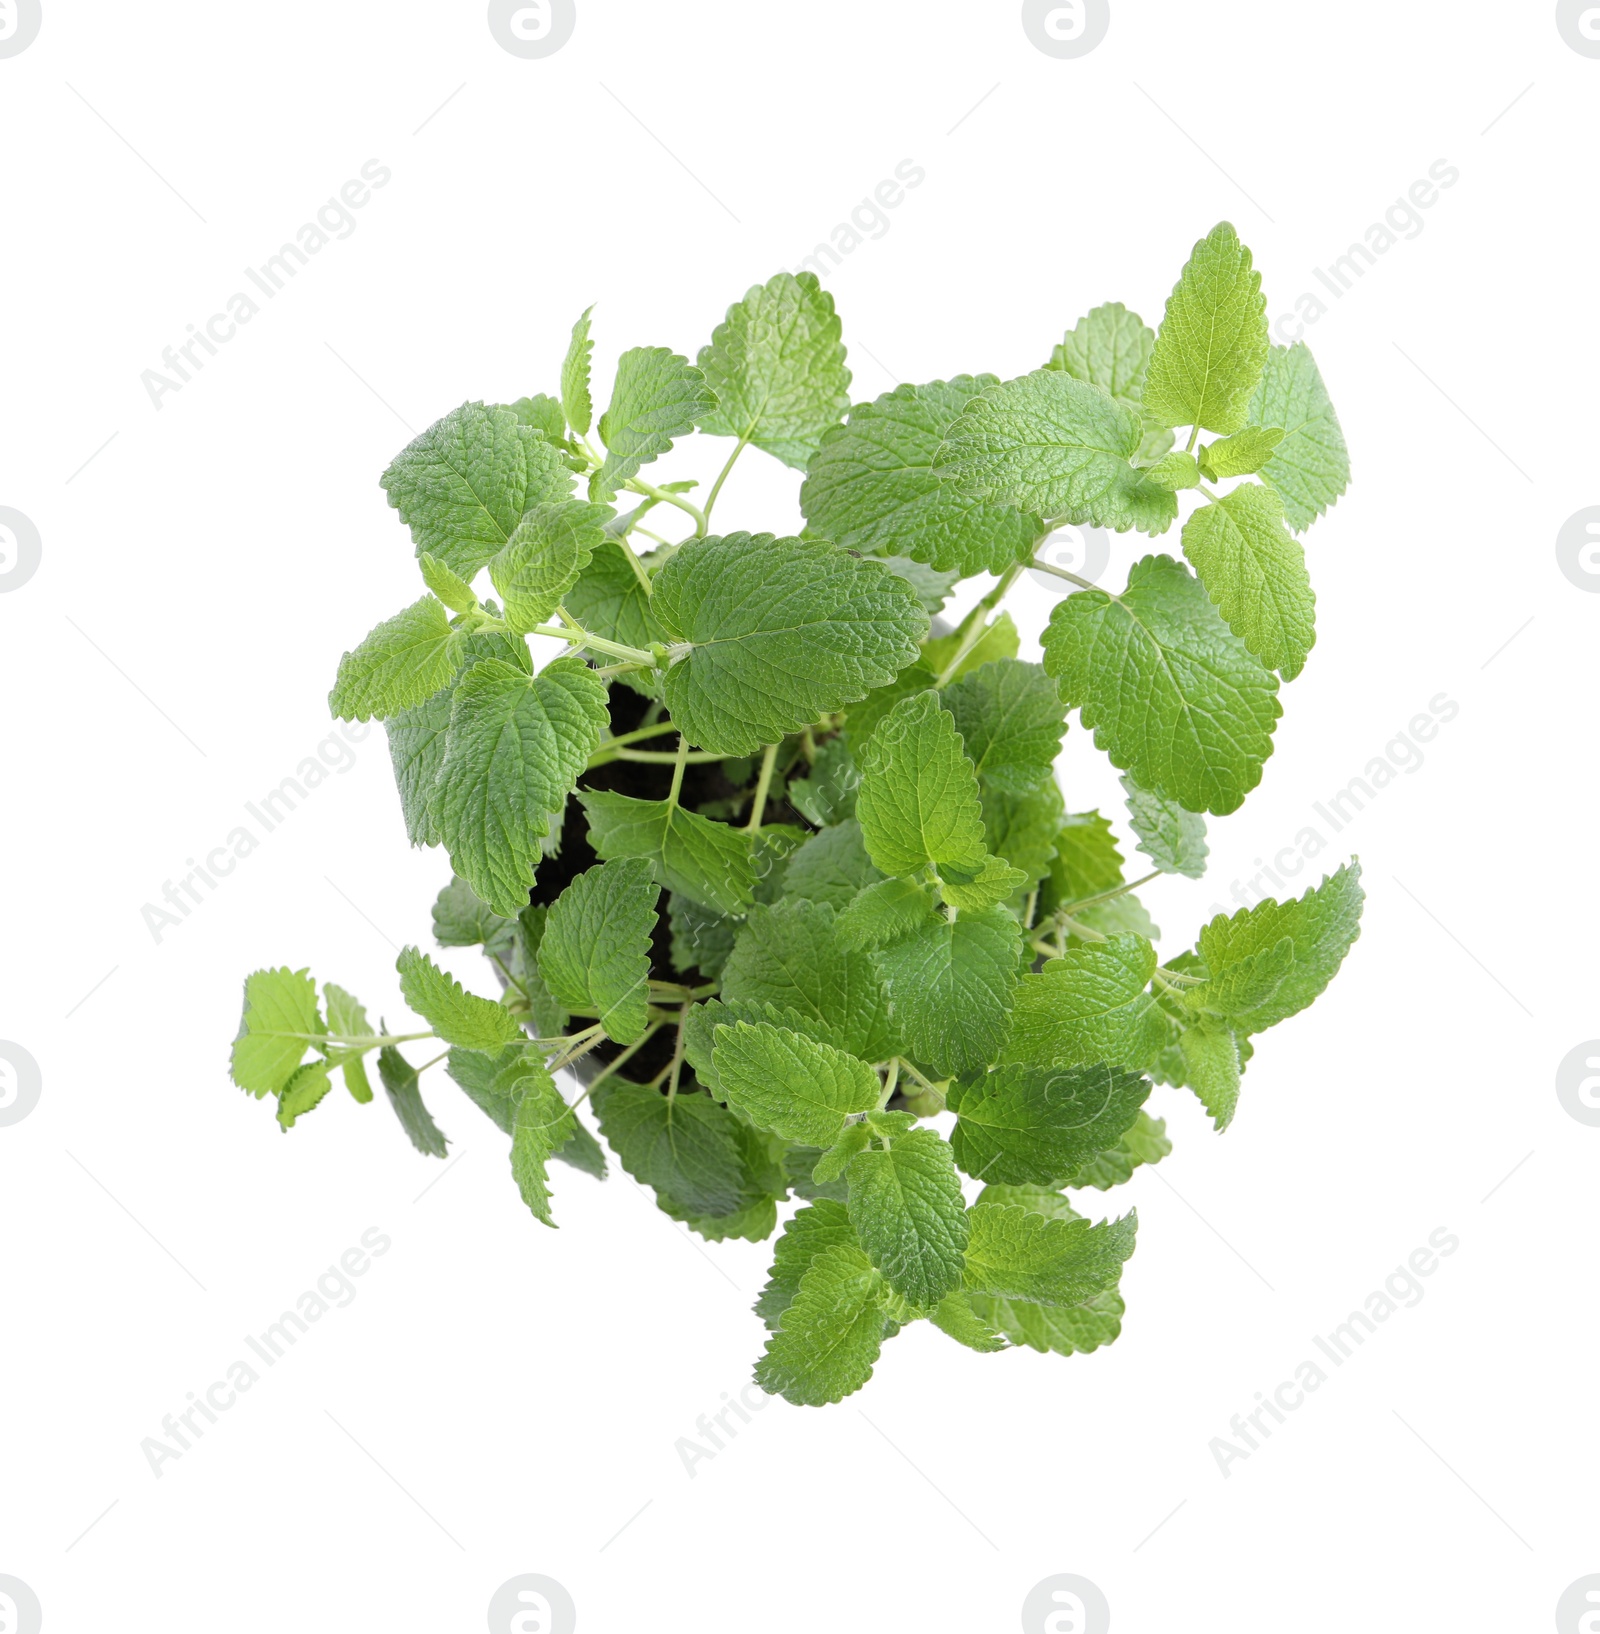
[231,968,321,1096]
[786,736,860,827]
[698,271,849,469]
[940,853,1029,913]
[592,347,716,502]
[419,553,478,613]
[710,1021,880,1146]
[661,1193,781,1245]
[437,656,608,917]
[812,1120,875,1186]
[445,1042,541,1134]
[1195,861,1364,1032]
[962,1203,1137,1306]
[386,689,455,848]
[275,1063,333,1130]
[1058,1109,1171,1190]
[872,908,1021,1079]
[1144,450,1202,491]
[1040,554,1281,816]
[377,1044,449,1157]
[1051,809,1125,899]
[431,876,515,952]
[322,983,374,1103]
[1181,483,1315,680]
[329,597,459,724]
[1248,342,1349,531]
[685,994,844,1098]
[975,1181,1082,1220]
[395,946,520,1051]
[537,859,658,1044]
[380,401,575,578]
[1198,425,1284,480]
[1184,935,1294,1019]
[752,823,807,904]
[595,1081,760,1218]
[1000,935,1167,1072]
[504,393,567,444]
[799,377,1042,576]
[579,790,756,916]
[1121,774,1208,879]
[967,1288,1125,1356]
[510,1061,575,1227]
[836,876,935,951]
[561,306,596,437]
[651,533,927,757]
[721,899,898,1064]
[755,1241,887,1406]
[447,1040,607,1177]
[845,1127,968,1307]
[949,1062,1151,1186]
[782,819,884,909]
[1049,301,1157,406]
[756,1199,857,1329]
[983,781,1065,887]
[935,370,1178,536]
[856,691,987,878]
[1178,1022,1243,1129]
[550,1116,608,1179]
[668,892,738,979]
[383,627,530,848]
[489,500,613,633]
[929,1291,1010,1353]
[1143,222,1269,435]
[941,659,1068,795]
[508,906,571,1038]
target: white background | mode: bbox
[2,3,1596,1630]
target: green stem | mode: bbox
[895,1057,945,1099]
[649,979,716,1000]
[664,1013,688,1105]
[548,1026,608,1075]
[413,1049,450,1076]
[1155,964,1206,987]
[522,619,658,667]
[613,533,654,597]
[607,747,722,765]
[876,1058,901,1110]
[625,475,707,535]
[581,1022,665,1094]
[597,720,681,752]
[1059,870,1161,916]
[664,735,692,811]
[934,562,1026,686]
[745,742,780,832]
[313,1031,434,1050]
[702,438,748,529]
[1029,558,1098,592]
[491,953,531,1004]
[1185,424,1200,455]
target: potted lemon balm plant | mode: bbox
[229,225,1361,1404]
